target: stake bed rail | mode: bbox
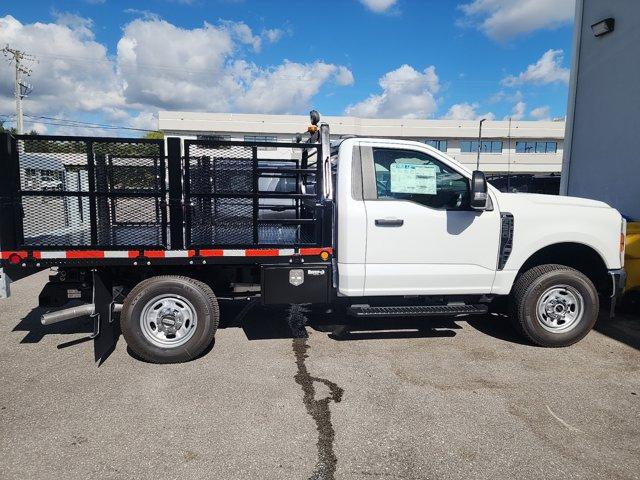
[0,128,334,270]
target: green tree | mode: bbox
[144,131,165,140]
[0,120,17,134]
[0,121,38,135]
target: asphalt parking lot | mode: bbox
[0,271,638,480]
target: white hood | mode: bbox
[497,192,612,210]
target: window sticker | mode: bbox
[390,162,437,195]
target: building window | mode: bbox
[244,135,277,151]
[425,139,448,152]
[515,141,557,153]
[460,140,503,153]
[197,134,231,149]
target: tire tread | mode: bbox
[121,275,219,363]
[510,264,597,347]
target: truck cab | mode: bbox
[334,137,625,298]
[329,136,625,349]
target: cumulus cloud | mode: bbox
[0,14,124,118]
[501,49,570,86]
[442,102,494,121]
[458,0,575,41]
[0,14,353,133]
[335,66,355,86]
[530,105,551,120]
[262,28,284,44]
[234,61,353,114]
[359,0,399,13]
[504,101,526,120]
[345,65,439,119]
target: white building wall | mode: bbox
[159,112,565,174]
[562,0,640,220]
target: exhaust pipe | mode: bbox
[41,304,95,326]
[41,303,123,326]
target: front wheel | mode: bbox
[121,276,219,363]
[510,264,599,347]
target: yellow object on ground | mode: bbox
[625,222,640,292]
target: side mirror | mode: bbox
[470,170,489,210]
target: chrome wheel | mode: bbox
[536,285,584,333]
[140,294,198,348]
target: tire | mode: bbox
[510,264,599,347]
[121,276,219,363]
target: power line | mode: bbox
[1,113,156,133]
[24,115,155,132]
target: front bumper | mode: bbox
[608,268,627,317]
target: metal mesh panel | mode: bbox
[18,139,87,193]
[21,194,91,246]
[15,136,166,249]
[96,196,164,247]
[185,141,321,248]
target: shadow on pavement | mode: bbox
[464,313,531,346]
[219,301,463,342]
[13,306,120,365]
[595,312,640,350]
[12,306,93,344]
[321,316,461,341]
[220,300,306,340]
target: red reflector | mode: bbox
[299,247,333,256]
[200,249,224,257]
[66,250,104,259]
[144,250,165,258]
[246,249,279,257]
[8,253,22,265]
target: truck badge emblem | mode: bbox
[289,269,304,287]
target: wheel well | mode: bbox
[517,243,610,295]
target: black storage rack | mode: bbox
[0,130,334,268]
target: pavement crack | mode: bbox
[289,305,344,480]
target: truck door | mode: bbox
[360,144,500,295]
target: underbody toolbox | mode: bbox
[261,264,331,304]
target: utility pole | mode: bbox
[3,45,36,134]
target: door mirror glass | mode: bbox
[470,170,489,210]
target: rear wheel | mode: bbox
[510,264,599,347]
[121,276,219,363]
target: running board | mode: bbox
[347,304,488,318]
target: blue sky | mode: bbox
[0,0,575,135]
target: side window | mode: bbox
[372,148,470,210]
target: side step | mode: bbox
[347,304,488,318]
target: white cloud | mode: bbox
[129,111,159,130]
[501,49,570,87]
[504,101,526,120]
[335,66,355,86]
[530,105,551,120]
[488,89,523,104]
[262,28,284,44]
[0,15,353,133]
[0,15,124,118]
[359,0,398,13]
[442,102,494,121]
[234,61,354,114]
[346,65,439,119]
[221,20,262,52]
[458,0,575,41]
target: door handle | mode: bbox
[375,218,404,227]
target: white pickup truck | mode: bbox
[0,117,627,363]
